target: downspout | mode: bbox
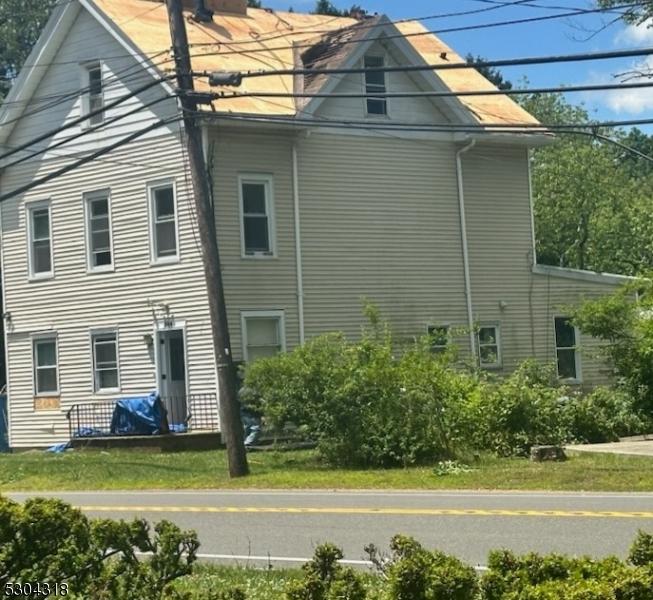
[527,148,537,266]
[455,138,477,357]
[292,140,306,344]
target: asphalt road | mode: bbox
[7,490,653,568]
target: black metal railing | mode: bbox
[66,393,219,439]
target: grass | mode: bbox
[1,448,653,492]
[172,564,384,600]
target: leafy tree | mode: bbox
[569,279,653,421]
[466,53,513,90]
[517,89,653,274]
[247,0,262,7]
[0,0,56,101]
[312,0,348,15]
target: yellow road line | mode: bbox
[75,506,653,519]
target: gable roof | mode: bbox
[1,0,542,140]
[90,0,540,128]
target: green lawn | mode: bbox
[1,448,652,492]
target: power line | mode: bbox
[187,3,640,54]
[0,76,176,163]
[204,80,653,101]
[3,93,176,171]
[228,46,653,79]
[201,110,653,133]
[0,115,181,204]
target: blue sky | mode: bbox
[261,0,653,130]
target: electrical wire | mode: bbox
[186,3,641,55]
[207,80,653,101]
[228,46,653,79]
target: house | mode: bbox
[0,0,633,449]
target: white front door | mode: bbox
[156,328,188,425]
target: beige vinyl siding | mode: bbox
[1,133,215,448]
[531,272,622,387]
[210,128,300,360]
[297,132,469,343]
[315,40,456,124]
[8,8,177,157]
[462,145,621,382]
[463,145,536,371]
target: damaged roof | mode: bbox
[90,0,541,127]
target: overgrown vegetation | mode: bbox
[4,494,652,599]
[244,304,650,468]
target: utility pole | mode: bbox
[164,0,249,477]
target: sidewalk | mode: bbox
[566,435,653,457]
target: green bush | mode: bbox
[0,494,230,600]
[385,535,479,600]
[453,360,574,457]
[569,278,653,420]
[244,306,478,468]
[284,543,366,600]
[562,387,649,444]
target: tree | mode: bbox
[0,0,56,101]
[247,0,262,7]
[517,89,653,275]
[596,0,653,25]
[466,54,513,90]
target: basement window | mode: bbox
[241,311,285,362]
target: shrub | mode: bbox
[569,278,653,420]
[0,494,231,600]
[284,543,366,600]
[244,306,478,468]
[385,535,479,600]
[562,387,649,444]
[455,360,574,457]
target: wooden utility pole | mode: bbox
[164,0,249,477]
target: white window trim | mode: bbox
[362,53,390,118]
[80,60,104,129]
[89,327,121,394]
[26,199,54,282]
[240,310,286,362]
[238,173,277,259]
[83,189,114,274]
[427,323,450,353]
[477,324,502,369]
[553,315,583,384]
[31,333,60,397]
[147,178,181,266]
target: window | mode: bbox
[33,337,59,395]
[239,174,275,256]
[478,325,501,368]
[149,182,179,263]
[83,62,104,126]
[363,54,387,116]
[27,202,53,279]
[427,325,449,354]
[85,191,113,270]
[241,311,285,362]
[554,316,580,380]
[92,331,119,392]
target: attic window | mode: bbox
[82,62,104,126]
[363,54,387,116]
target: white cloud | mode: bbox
[614,18,653,46]
[577,55,653,116]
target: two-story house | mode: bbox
[0,0,633,449]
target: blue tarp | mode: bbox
[110,392,169,436]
